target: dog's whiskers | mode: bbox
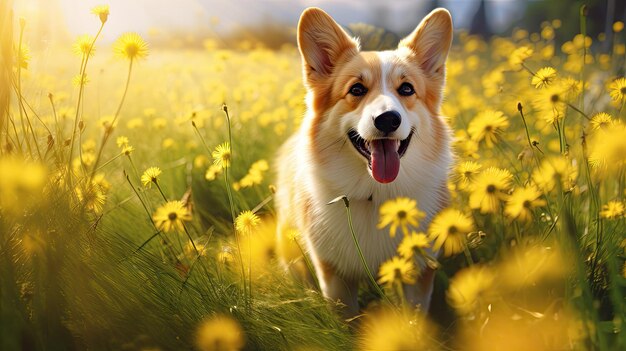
[319,137,345,153]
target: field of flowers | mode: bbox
[1,4,625,350]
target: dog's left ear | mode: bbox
[399,8,453,75]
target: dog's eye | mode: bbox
[348,83,368,97]
[398,82,415,96]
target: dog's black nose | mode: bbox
[374,111,401,134]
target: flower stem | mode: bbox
[335,196,392,305]
[89,58,134,187]
[294,239,320,290]
[221,105,250,309]
[68,22,104,180]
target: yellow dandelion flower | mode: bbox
[113,32,149,61]
[447,265,496,316]
[378,256,417,286]
[397,231,430,260]
[614,21,624,33]
[205,164,223,181]
[237,160,268,189]
[0,158,46,212]
[588,123,626,175]
[541,26,555,40]
[359,309,437,351]
[92,173,111,192]
[126,117,143,129]
[509,46,533,70]
[286,229,301,241]
[91,4,109,24]
[505,186,547,222]
[82,139,96,152]
[532,156,578,192]
[533,84,568,124]
[590,112,614,131]
[75,184,106,214]
[459,139,480,159]
[469,167,513,214]
[377,197,426,238]
[608,77,626,103]
[195,314,245,351]
[72,34,96,57]
[153,117,167,129]
[212,142,231,169]
[467,110,509,148]
[600,201,624,219]
[141,167,162,188]
[561,77,582,99]
[116,136,129,148]
[235,210,260,235]
[71,74,90,87]
[455,161,482,190]
[162,138,176,149]
[152,201,192,233]
[531,67,557,89]
[429,208,474,257]
[120,145,134,156]
[251,159,269,171]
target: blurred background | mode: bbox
[13,0,626,50]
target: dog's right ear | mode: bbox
[297,8,358,83]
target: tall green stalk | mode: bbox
[221,104,250,309]
[89,59,133,182]
[68,22,105,180]
[330,195,392,305]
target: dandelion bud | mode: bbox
[47,92,54,100]
[91,5,110,24]
[47,135,54,150]
[191,120,196,127]
[222,104,228,113]
[268,184,276,194]
[580,5,588,17]
[99,12,108,24]
[78,120,85,131]
[517,102,523,111]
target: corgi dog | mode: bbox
[276,7,453,317]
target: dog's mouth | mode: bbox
[348,130,413,184]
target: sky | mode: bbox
[14,0,525,44]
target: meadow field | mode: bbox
[1,3,625,350]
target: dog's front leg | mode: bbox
[317,260,359,318]
[403,266,437,313]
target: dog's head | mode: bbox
[298,8,453,185]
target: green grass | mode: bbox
[1,9,626,350]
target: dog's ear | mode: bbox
[399,8,453,75]
[297,8,358,82]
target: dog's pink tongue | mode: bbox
[370,139,400,184]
